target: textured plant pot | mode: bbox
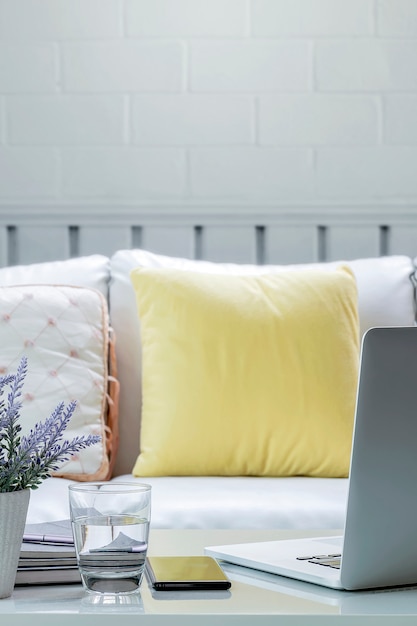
[0,489,30,599]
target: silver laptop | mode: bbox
[220,561,417,614]
[206,326,417,591]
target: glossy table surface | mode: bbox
[1,529,417,626]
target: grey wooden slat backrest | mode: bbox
[0,210,416,267]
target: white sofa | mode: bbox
[0,250,415,530]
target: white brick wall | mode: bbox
[62,43,184,92]
[189,42,312,92]
[0,0,416,206]
[8,96,126,145]
[0,148,57,196]
[190,148,314,199]
[0,44,57,93]
[384,96,417,144]
[61,148,186,197]
[125,0,249,37]
[259,96,378,145]
[377,0,417,36]
[316,41,417,92]
[0,0,123,40]
[317,147,417,197]
[132,95,254,145]
[252,0,373,36]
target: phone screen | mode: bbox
[145,556,231,591]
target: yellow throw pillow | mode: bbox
[130,265,359,478]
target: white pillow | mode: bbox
[110,249,415,476]
[0,255,113,480]
[0,284,111,481]
[0,254,110,296]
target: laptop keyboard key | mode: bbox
[297,553,342,570]
[296,554,328,561]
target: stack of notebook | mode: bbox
[17,519,80,586]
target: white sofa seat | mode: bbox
[27,475,348,530]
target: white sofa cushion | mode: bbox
[27,475,349,530]
[0,254,110,297]
[110,250,415,476]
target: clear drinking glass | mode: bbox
[68,482,151,595]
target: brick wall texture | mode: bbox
[0,0,416,207]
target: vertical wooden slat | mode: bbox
[7,226,18,266]
[78,226,132,257]
[17,226,71,265]
[379,226,389,256]
[131,226,143,249]
[201,226,257,263]
[0,226,8,268]
[264,225,318,265]
[194,226,203,260]
[68,226,80,258]
[325,226,380,261]
[141,226,195,259]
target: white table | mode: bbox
[1,529,416,626]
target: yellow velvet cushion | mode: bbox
[130,265,359,478]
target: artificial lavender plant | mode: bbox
[0,356,100,492]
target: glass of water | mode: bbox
[68,482,151,594]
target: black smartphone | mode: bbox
[145,556,231,591]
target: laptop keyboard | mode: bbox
[296,553,342,569]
